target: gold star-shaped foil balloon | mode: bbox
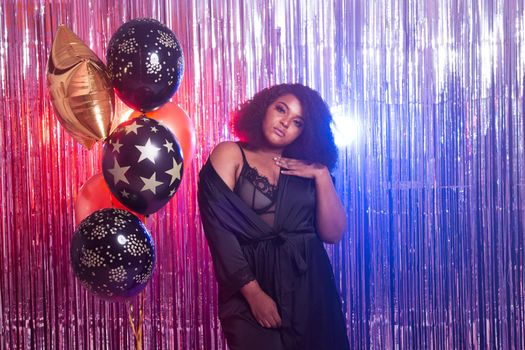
[47,25,115,149]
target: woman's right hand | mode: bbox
[241,280,282,328]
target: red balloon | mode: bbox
[75,173,145,226]
[130,102,196,167]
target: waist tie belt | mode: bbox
[240,229,317,328]
[241,229,315,274]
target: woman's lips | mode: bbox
[273,127,285,137]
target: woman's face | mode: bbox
[261,94,305,149]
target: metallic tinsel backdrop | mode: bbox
[1,0,524,349]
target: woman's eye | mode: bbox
[275,105,285,113]
[293,120,303,128]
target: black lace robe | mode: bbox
[198,159,349,350]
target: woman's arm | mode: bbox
[312,166,347,243]
[276,157,347,243]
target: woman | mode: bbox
[198,83,349,349]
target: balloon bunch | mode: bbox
[47,19,195,304]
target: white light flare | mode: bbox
[331,106,360,147]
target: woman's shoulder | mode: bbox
[209,141,242,162]
[209,141,243,189]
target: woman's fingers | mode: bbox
[275,157,304,169]
[275,157,325,179]
[280,169,297,176]
[258,318,275,328]
[256,310,282,328]
[263,317,281,328]
[270,309,282,328]
[273,313,282,327]
[277,159,315,178]
[260,319,272,328]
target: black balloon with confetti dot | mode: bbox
[107,18,184,111]
[102,116,184,215]
[70,208,156,301]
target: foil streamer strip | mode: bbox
[1,0,525,349]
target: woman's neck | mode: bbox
[252,145,283,159]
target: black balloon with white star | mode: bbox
[102,116,184,215]
[70,208,156,301]
[107,18,184,111]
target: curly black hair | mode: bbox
[232,83,338,171]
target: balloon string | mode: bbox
[137,293,145,350]
[127,293,145,350]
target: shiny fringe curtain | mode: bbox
[1,0,524,349]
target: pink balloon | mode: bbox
[75,174,145,226]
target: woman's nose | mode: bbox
[280,119,290,128]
